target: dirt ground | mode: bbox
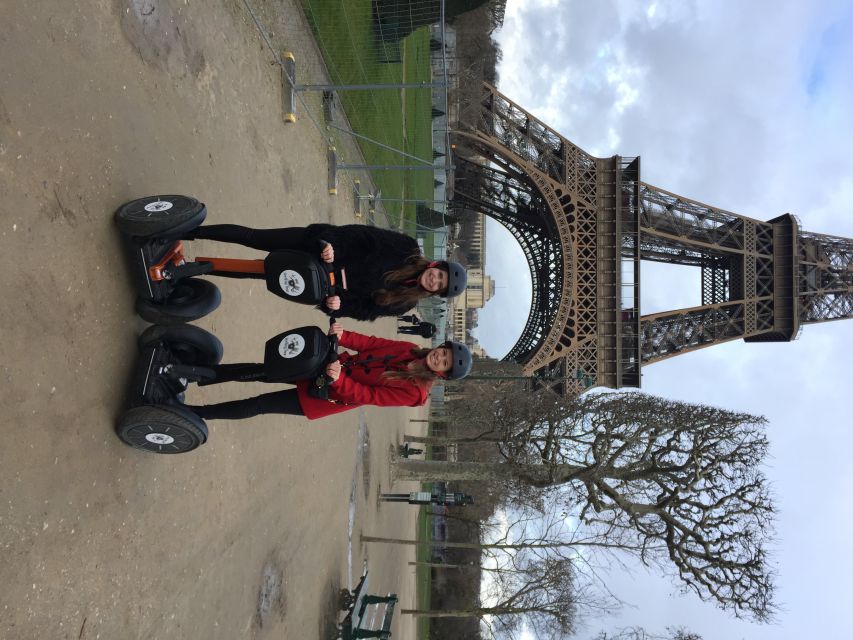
[0,1,426,638]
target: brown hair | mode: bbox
[373,253,439,308]
[381,347,439,388]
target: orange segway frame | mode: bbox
[196,255,346,289]
[147,241,188,282]
[195,256,266,275]
[149,246,346,292]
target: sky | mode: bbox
[474,1,853,638]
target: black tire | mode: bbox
[136,278,221,325]
[116,405,208,454]
[114,195,206,237]
[138,324,224,365]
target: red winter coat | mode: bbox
[295,330,433,420]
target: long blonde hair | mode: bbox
[381,347,438,389]
[373,253,437,308]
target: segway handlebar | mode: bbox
[327,315,340,361]
[319,241,347,295]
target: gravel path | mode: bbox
[0,1,424,637]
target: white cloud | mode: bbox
[474,218,532,357]
[478,1,853,637]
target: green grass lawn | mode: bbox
[300,7,438,634]
[300,0,435,230]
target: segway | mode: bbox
[195,319,341,390]
[115,322,339,455]
[114,195,220,325]
[115,195,346,325]
[115,324,224,454]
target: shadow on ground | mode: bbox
[319,576,344,640]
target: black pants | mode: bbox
[186,389,303,420]
[184,363,305,420]
[180,229,314,420]
[187,224,310,253]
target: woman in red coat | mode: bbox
[184,324,473,421]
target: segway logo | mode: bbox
[143,200,174,213]
[278,333,306,358]
[145,433,175,444]
[279,270,306,296]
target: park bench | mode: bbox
[336,571,398,640]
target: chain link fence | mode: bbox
[297,0,453,239]
[240,0,455,338]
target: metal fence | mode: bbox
[238,0,457,339]
[297,0,454,247]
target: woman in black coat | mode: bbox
[183,223,467,321]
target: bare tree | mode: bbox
[394,502,620,639]
[403,555,577,640]
[437,367,579,449]
[393,392,777,621]
[591,627,702,640]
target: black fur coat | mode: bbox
[301,224,422,321]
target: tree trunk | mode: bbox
[363,535,634,552]
[402,434,500,445]
[363,535,567,551]
[407,561,473,569]
[364,535,477,548]
[393,459,582,485]
[393,459,514,482]
[400,609,489,617]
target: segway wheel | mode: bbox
[116,405,208,454]
[135,278,221,325]
[114,195,206,238]
[138,324,224,365]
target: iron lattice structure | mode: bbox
[453,84,853,394]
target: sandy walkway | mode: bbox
[0,1,424,637]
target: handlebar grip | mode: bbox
[318,240,335,273]
[327,334,340,361]
[327,317,340,358]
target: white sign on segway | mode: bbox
[143,200,174,213]
[278,333,306,358]
[279,270,306,297]
[145,432,176,445]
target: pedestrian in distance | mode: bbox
[182,222,467,321]
[397,321,436,339]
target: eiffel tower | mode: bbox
[453,84,853,395]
